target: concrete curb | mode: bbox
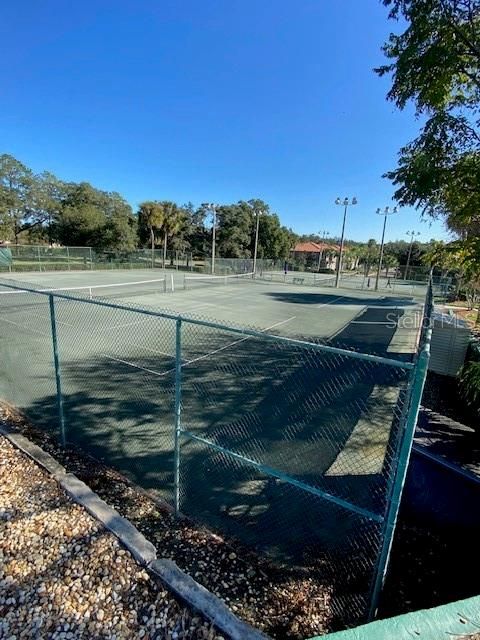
[0,421,271,640]
[150,559,270,640]
[0,424,67,477]
[59,472,157,565]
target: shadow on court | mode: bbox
[264,291,416,307]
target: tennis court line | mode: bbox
[178,315,297,371]
[0,315,49,337]
[316,295,350,309]
[100,354,169,377]
[36,313,75,328]
[326,305,368,342]
[98,317,154,331]
[100,315,296,379]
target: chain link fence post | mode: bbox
[173,317,182,514]
[48,294,66,447]
[368,330,432,620]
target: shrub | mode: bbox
[459,360,480,421]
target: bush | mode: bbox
[459,360,480,422]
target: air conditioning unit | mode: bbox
[428,311,471,377]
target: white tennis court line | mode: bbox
[316,294,351,309]
[99,354,168,377]
[97,317,155,331]
[36,313,75,328]
[101,315,296,379]
[173,315,297,372]
[0,315,49,337]
[138,345,174,358]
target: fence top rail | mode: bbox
[0,279,414,370]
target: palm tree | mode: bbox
[382,253,398,278]
[158,202,183,269]
[137,201,165,267]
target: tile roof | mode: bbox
[293,242,341,253]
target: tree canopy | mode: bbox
[377,0,480,243]
[377,0,480,295]
[0,154,296,260]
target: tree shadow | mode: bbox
[263,291,417,307]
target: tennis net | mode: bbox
[0,277,167,302]
[183,272,255,290]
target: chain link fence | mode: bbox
[202,257,453,300]
[0,245,194,273]
[0,275,433,629]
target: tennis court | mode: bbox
[0,267,422,351]
[0,269,428,625]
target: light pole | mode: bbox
[375,206,398,291]
[205,203,218,274]
[317,229,328,271]
[405,230,421,280]
[246,202,264,275]
[334,197,357,288]
[253,207,263,275]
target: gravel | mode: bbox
[0,435,221,640]
[0,405,331,639]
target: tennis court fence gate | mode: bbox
[0,276,433,629]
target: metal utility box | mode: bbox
[429,311,471,377]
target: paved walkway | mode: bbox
[415,407,480,479]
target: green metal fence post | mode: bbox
[173,317,182,514]
[368,331,431,620]
[49,295,66,447]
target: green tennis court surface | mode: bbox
[0,268,422,353]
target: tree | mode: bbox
[35,171,67,245]
[0,154,36,243]
[100,192,137,252]
[382,253,399,277]
[216,203,252,258]
[422,237,480,308]
[377,0,480,241]
[183,202,207,256]
[157,201,184,267]
[137,201,165,265]
[55,183,136,251]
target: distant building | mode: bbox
[291,241,341,271]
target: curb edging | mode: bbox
[0,422,270,640]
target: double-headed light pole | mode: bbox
[405,230,421,280]
[334,197,357,288]
[205,203,218,274]
[375,206,398,291]
[247,202,263,275]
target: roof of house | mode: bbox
[293,241,341,253]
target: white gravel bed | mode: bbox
[0,435,220,640]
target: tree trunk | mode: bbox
[163,231,167,269]
[150,227,155,268]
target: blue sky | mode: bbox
[1,0,451,243]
